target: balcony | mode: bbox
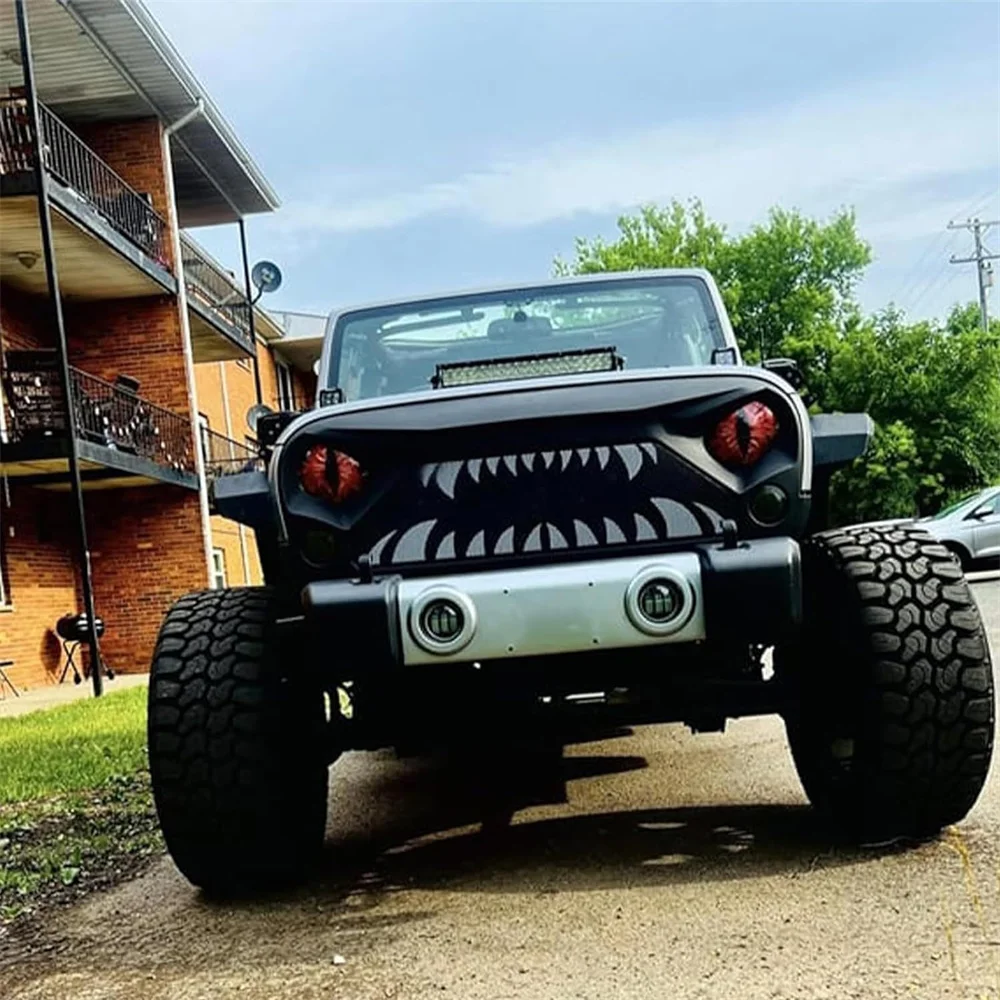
[181,235,255,361]
[0,350,196,490]
[201,426,263,481]
[0,97,175,299]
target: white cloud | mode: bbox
[275,60,998,251]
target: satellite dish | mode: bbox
[251,260,282,295]
[246,402,274,433]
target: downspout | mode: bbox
[162,99,214,584]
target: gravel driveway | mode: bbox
[3,576,998,1000]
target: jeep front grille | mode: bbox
[366,444,723,567]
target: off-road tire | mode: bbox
[148,587,328,891]
[782,524,994,842]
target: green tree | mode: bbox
[558,202,1000,525]
[558,199,871,364]
[826,304,1000,519]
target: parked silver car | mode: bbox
[919,486,1000,570]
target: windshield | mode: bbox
[930,493,982,519]
[327,275,725,401]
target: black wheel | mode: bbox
[781,524,994,843]
[148,587,329,891]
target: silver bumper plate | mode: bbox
[397,552,705,665]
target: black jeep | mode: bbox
[148,269,995,891]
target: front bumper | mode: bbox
[302,537,801,669]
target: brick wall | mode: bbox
[0,487,80,691]
[64,296,191,415]
[75,118,176,269]
[85,486,208,674]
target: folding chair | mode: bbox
[0,659,18,698]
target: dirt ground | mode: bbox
[2,577,998,1000]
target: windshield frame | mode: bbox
[320,269,735,401]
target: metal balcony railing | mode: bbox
[181,235,254,351]
[1,351,195,478]
[201,426,264,481]
[0,97,170,266]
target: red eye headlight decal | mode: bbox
[707,401,779,468]
[300,445,365,503]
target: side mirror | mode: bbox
[762,357,805,391]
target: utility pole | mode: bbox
[948,218,999,332]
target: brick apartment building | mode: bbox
[0,0,322,690]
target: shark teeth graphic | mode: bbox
[595,446,610,470]
[503,454,519,476]
[435,532,456,560]
[693,501,725,533]
[615,444,643,481]
[573,519,599,547]
[639,442,657,463]
[419,464,437,488]
[524,523,544,552]
[559,449,574,471]
[368,530,397,565]
[541,451,555,469]
[434,461,462,499]
[466,457,483,483]
[547,523,568,549]
[577,447,592,467]
[521,452,536,472]
[394,519,437,562]
[651,497,701,537]
[634,513,657,541]
[494,525,515,555]
[603,517,626,545]
[485,456,501,476]
[466,530,486,557]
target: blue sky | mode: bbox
[148,1,1000,323]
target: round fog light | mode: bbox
[749,484,788,526]
[421,599,464,643]
[625,566,695,637]
[409,587,477,655]
[637,579,682,624]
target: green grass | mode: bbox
[0,686,148,804]
[0,687,162,925]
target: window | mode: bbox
[327,274,725,402]
[276,361,294,411]
[211,548,227,590]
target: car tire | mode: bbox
[781,524,994,843]
[942,541,972,572]
[148,587,328,891]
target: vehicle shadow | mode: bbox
[302,744,900,905]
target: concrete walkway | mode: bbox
[0,672,148,720]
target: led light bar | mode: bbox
[432,347,623,389]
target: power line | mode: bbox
[907,230,963,317]
[948,218,1000,332]
[889,189,996,308]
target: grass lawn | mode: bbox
[0,687,163,926]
